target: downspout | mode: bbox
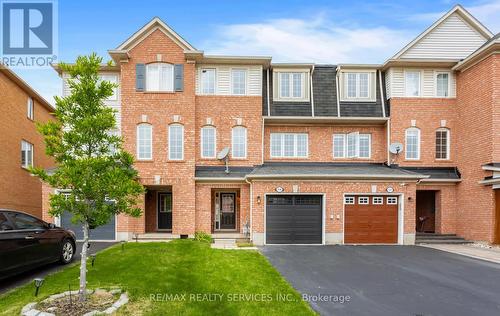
[266,68,271,116]
[335,66,341,117]
[261,117,265,164]
[245,177,253,242]
[310,65,315,117]
[379,70,386,118]
[387,118,391,165]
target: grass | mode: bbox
[0,240,315,316]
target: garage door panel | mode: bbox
[266,195,322,244]
[61,211,116,241]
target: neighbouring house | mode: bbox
[44,4,500,245]
[0,65,55,217]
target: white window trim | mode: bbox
[434,71,451,98]
[435,128,450,160]
[387,197,398,205]
[333,132,371,159]
[358,134,372,159]
[272,69,310,102]
[230,68,248,96]
[99,74,119,101]
[340,70,376,102]
[344,196,355,205]
[21,140,33,168]
[200,68,217,95]
[269,133,309,158]
[27,97,34,120]
[168,124,184,161]
[136,124,152,160]
[200,125,217,159]
[404,70,422,97]
[373,197,384,205]
[358,197,369,204]
[231,126,247,159]
[332,134,346,158]
[146,63,175,92]
[405,127,421,160]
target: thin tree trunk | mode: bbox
[79,221,89,302]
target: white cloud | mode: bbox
[202,15,412,64]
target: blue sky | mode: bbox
[13,0,500,104]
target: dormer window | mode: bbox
[273,69,309,102]
[341,71,376,101]
[146,63,174,92]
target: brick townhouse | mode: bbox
[1,65,55,217]
[44,4,500,245]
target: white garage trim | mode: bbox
[342,192,405,245]
[263,193,326,245]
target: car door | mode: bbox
[7,212,59,265]
[0,211,23,275]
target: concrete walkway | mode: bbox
[422,244,500,264]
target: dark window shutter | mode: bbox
[136,64,145,91]
[174,64,184,91]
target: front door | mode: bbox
[157,193,172,230]
[219,193,236,230]
[416,191,436,233]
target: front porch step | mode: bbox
[135,233,177,242]
[213,238,237,245]
[416,239,474,244]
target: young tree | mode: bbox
[31,53,144,302]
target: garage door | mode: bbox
[344,196,398,244]
[60,212,116,241]
[266,195,322,244]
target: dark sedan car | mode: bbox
[0,209,76,280]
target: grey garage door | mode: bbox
[60,212,116,241]
[266,195,322,244]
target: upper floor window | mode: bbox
[231,69,247,95]
[201,126,216,158]
[99,74,118,100]
[168,124,184,160]
[27,97,34,120]
[345,72,370,99]
[405,71,421,97]
[435,128,450,160]
[333,133,371,159]
[232,126,247,159]
[436,72,449,97]
[201,68,216,94]
[137,123,152,160]
[21,140,33,168]
[405,127,420,160]
[146,63,174,92]
[270,133,308,158]
[279,72,304,99]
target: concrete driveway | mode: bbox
[261,245,500,316]
[0,242,115,295]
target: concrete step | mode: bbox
[416,239,474,245]
[416,235,466,240]
[416,233,457,237]
[213,238,237,245]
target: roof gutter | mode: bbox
[245,173,428,180]
[419,178,462,183]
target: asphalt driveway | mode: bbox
[261,245,500,316]
[0,242,115,295]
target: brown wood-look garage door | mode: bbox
[344,196,398,244]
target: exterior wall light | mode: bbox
[257,196,261,204]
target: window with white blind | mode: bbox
[405,71,421,97]
[27,97,34,120]
[232,126,247,158]
[201,68,216,94]
[201,126,216,158]
[21,140,33,168]
[270,133,308,158]
[231,69,247,95]
[169,124,184,160]
[435,128,450,160]
[405,128,420,160]
[146,63,174,92]
[344,72,371,99]
[279,72,305,99]
[137,124,152,160]
[333,133,371,159]
[436,72,450,97]
[99,74,118,100]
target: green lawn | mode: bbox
[0,240,315,315]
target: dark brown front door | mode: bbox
[157,193,172,230]
[220,193,236,230]
[344,196,398,244]
[416,191,436,233]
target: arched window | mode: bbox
[231,126,247,159]
[201,126,216,158]
[137,123,152,160]
[435,128,450,160]
[146,63,174,92]
[168,124,184,160]
[405,127,420,160]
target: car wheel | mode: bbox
[60,239,75,264]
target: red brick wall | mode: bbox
[195,96,262,166]
[251,181,417,237]
[264,125,387,163]
[389,98,457,166]
[0,72,55,217]
[455,55,497,242]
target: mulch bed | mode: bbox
[37,291,117,316]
